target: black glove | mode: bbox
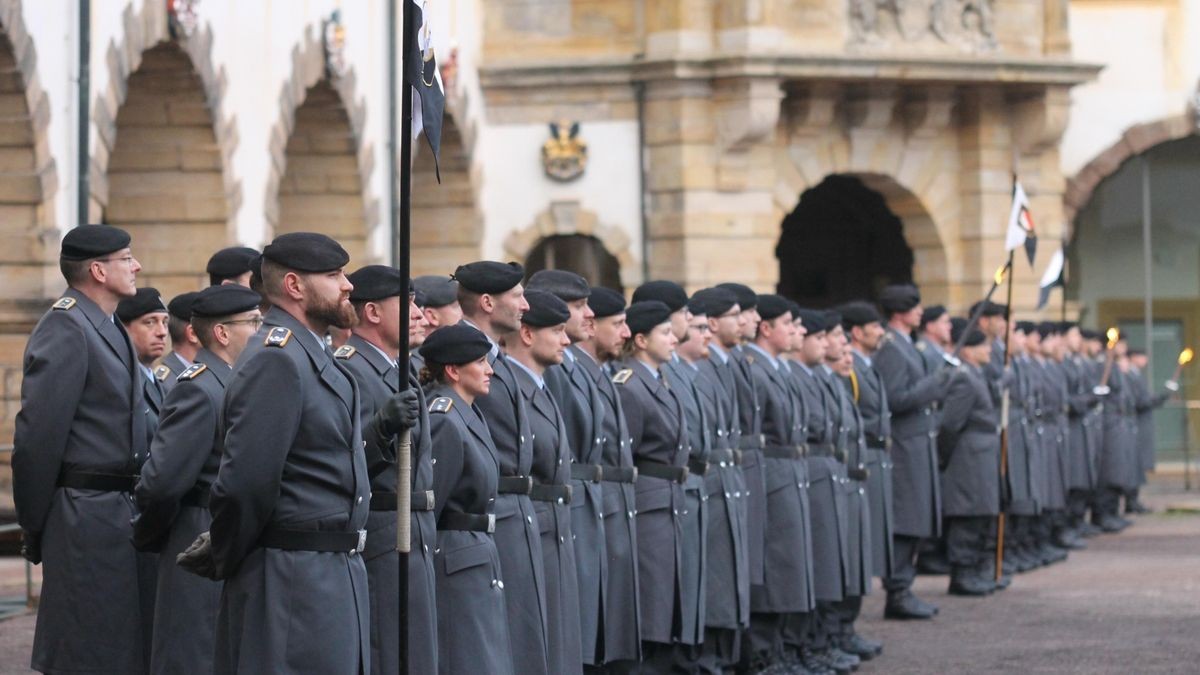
[374,389,420,437]
[20,529,41,565]
[176,531,219,580]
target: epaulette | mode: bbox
[178,363,208,381]
[153,365,171,381]
[333,345,356,359]
[611,368,633,385]
[880,332,895,344]
[429,396,454,414]
[51,297,76,311]
[264,327,292,347]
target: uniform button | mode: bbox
[724,492,731,499]
[735,491,742,498]
[431,458,437,465]
[560,536,565,543]
[489,497,495,503]
[556,498,564,505]
[673,509,679,516]
[527,515,533,524]
[628,510,635,519]
[356,496,363,504]
[492,579,504,589]
[599,513,604,520]
[521,435,526,443]
[558,458,563,465]
[424,544,429,553]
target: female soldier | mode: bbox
[421,323,514,675]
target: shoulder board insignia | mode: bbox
[153,365,171,381]
[51,297,76,311]
[264,327,292,347]
[611,368,633,385]
[916,341,927,352]
[333,345,356,359]
[178,363,208,381]
[429,396,454,414]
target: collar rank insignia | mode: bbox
[916,341,927,352]
[429,397,454,414]
[178,363,208,381]
[51,297,76,311]
[745,354,755,365]
[153,365,171,381]
[265,327,292,347]
[611,368,633,385]
[334,345,356,359]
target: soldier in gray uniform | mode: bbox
[1091,333,1135,532]
[454,260,551,675]
[206,245,259,287]
[634,281,708,663]
[528,270,607,669]
[1128,348,1172,513]
[690,287,752,674]
[938,324,1003,596]
[740,295,816,674]
[118,288,171,451]
[872,284,949,620]
[132,284,262,674]
[414,274,463,333]
[575,287,641,670]
[419,323,515,675]
[1031,322,1076,556]
[200,233,373,674]
[614,301,691,672]
[506,290,584,674]
[14,225,152,674]
[158,291,202,394]
[337,265,432,675]
[916,305,953,378]
[1004,322,1048,572]
[1062,323,1103,543]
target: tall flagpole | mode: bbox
[995,167,1019,584]
[395,0,415,672]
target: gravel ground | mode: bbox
[0,478,1197,674]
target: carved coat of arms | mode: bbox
[542,121,587,182]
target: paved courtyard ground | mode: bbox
[1,475,1197,673]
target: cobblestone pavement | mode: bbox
[1,478,1197,673]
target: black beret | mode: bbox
[61,224,131,261]
[527,269,591,302]
[261,232,349,273]
[879,283,921,314]
[168,291,200,321]
[756,294,792,322]
[521,289,570,327]
[588,287,626,318]
[840,301,882,329]
[116,287,167,323]
[626,300,673,335]
[969,300,1005,318]
[418,322,492,365]
[689,287,738,318]
[1037,321,1060,339]
[347,265,405,302]
[795,307,827,333]
[950,316,968,336]
[190,284,262,318]
[453,260,524,295]
[206,246,259,278]
[920,304,948,327]
[952,320,986,347]
[413,275,459,308]
[716,283,757,310]
[1059,321,1078,332]
[1015,320,1037,334]
[823,310,842,331]
[633,280,688,313]
[1080,328,1101,341]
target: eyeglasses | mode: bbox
[223,318,264,329]
[97,255,136,265]
[688,324,711,333]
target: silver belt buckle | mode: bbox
[354,529,367,554]
[486,513,496,534]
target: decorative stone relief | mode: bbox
[849,0,996,52]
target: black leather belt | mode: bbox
[570,464,604,482]
[439,511,495,533]
[687,457,710,477]
[866,437,891,450]
[369,490,435,511]
[763,445,806,460]
[847,467,870,481]
[529,483,572,504]
[738,434,764,450]
[181,484,211,508]
[259,526,367,555]
[808,442,837,458]
[709,448,742,466]
[497,475,534,495]
[634,459,688,483]
[600,466,638,483]
[57,471,136,492]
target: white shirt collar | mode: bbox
[744,342,778,370]
[508,356,545,389]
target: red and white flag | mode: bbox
[1005,180,1037,265]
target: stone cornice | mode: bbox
[479,53,1102,90]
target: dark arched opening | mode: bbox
[525,234,623,292]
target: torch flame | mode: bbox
[1106,327,1119,349]
[993,264,1008,286]
[1179,348,1194,366]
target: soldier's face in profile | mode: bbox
[126,311,169,364]
[927,313,952,345]
[825,326,847,361]
[640,322,676,364]
[408,296,428,348]
[739,308,760,340]
[371,296,405,351]
[764,314,794,354]
[303,269,357,330]
[670,308,690,342]
[857,321,885,351]
[566,298,593,343]
[679,316,711,362]
[452,355,492,398]
[801,333,826,366]
[709,306,742,349]
[96,248,141,297]
[221,309,263,362]
[531,324,569,367]
[594,314,628,360]
[491,285,528,333]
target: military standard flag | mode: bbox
[1005,180,1038,265]
[407,0,445,180]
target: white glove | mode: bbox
[1092,385,1111,397]
[1164,380,1180,392]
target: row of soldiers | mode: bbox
[10,224,1169,675]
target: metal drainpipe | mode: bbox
[78,0,90,225]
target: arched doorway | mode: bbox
[777,174,914,307]
[276,80,369,264]
[525,234,623,291]
[411,114,482,275]
[104,41,230,298]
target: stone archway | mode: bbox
[91,3,238,298]
[266,25,376,264]
[504,201,639,290]
[411,112,483,275]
